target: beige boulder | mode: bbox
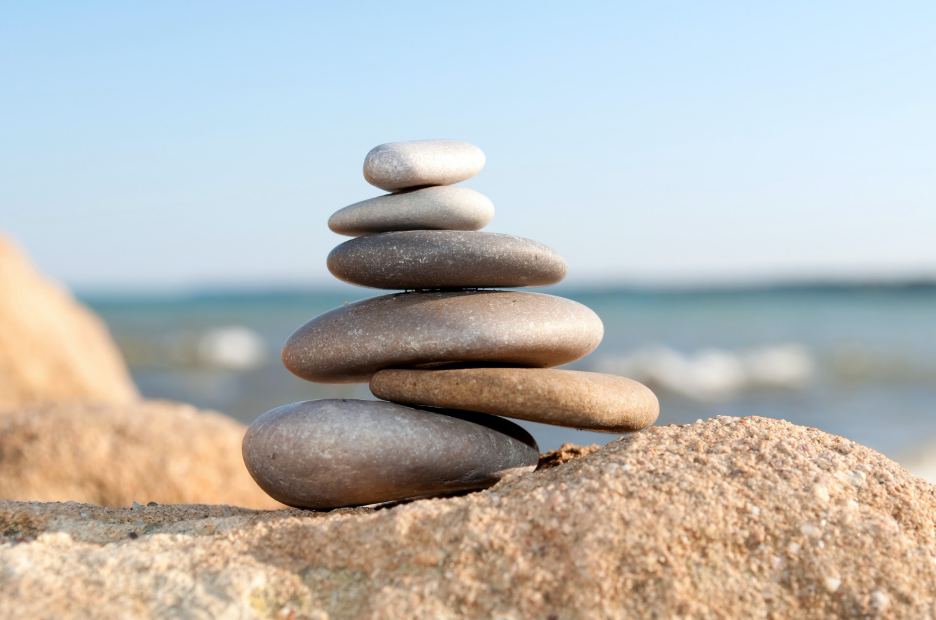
[0,400,281,509]
[0,234,138,410]
[2,416,935,618]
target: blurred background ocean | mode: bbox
[83,281,936,457]
[4,3,934,466]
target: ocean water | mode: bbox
[83,283,936,459]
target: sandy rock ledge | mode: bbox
[0,400,282,509]
[2,416,936,619]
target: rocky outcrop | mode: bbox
[0,400,281,509]
[0,234,138,410]
[2,416,935,618]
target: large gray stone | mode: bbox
[363,140,485,191]
[282,290,604,383]
[327,231,567,289]
[241,399,539,509]
[328,186,494,237]
[371,368,659,432]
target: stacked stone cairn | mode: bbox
[243,139,660,509]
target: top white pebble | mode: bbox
[363,139,485,191]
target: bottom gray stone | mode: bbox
[242,399,539,509]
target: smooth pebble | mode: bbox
[242,399,539,509]
[328,186,494,237]
[363,140,485,191]
[282,290,604,383]
[371,367,659,433]
[327,231,567,289]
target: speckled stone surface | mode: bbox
[328,186,494,237]
[363,140,485,191]
[281,290,603,383]
[371,368,659,432]
[327,231,567,290]
[242,399,539,509]
[5,417,936,618]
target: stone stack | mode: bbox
[243,139,659,509]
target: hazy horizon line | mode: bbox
[76,274,936,301]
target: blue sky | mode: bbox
[2,1,934,290]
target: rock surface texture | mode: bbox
[0,234,138,411]
[242,399,539,508]
[327,231,568,289]
[371,367,660,432]
[0,400,282,509]
[4,417,936,618]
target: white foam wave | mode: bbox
[592,344,816,401]
[197,326,267,370]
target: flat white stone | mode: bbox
[363,140,485,191]
[328,186,494,237]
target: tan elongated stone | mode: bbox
[242,399,539,509]
[363,140,485,191]
[281,291,603,383]
[328,186,494,237]
[371,368,659,433]
[327,231,567,289]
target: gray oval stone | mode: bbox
[242,399,539,509]
[282,290,604,383]
[371,368,660,433]
[363,140,485,191]
[328,186,494,237]
[327,231,568,290]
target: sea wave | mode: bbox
[591,344,817,401]
[196,327,267,370]
[116,325,268,371]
